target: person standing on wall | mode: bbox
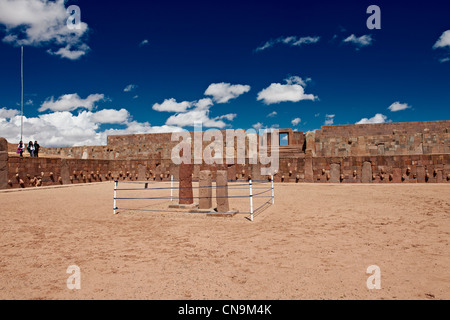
[17,141,24,157]
[34,141,40,158]
[27,141,35,157]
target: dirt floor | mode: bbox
[0,181,449,300]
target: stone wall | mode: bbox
[4,157,177,189]
[319,121,450,137]
[313,131,450,157]
[2,120,449,189]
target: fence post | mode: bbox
[170,175,173,202]
[114,180,118,215]
[271,175,274,205]
[249,179,253,222]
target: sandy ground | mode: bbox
[0,181,449,300]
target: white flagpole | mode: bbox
[20,46,24,142]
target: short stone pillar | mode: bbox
[0,138,8,190]
[329,163,341,183]
[251,163,262,182]
[179,162,194,205]
[304,155,314,183]
[138,164,146,181]
[61,159,71,185]
[216,170,229,212]
[199,170,212,209]
[361,161,372,183]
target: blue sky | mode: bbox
[0,0,449,147]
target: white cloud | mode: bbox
[153,97,235,129]
[343,34,373,48]
[152,98,193,113]
[256,36,320,52]
[0,109,183,147]
[39,93,105,112]
[267,111,277,118]
[257,76,317,105]
[433,30,450,62]
[165,99,230,128]
[139,39,149,47]
[0,107,20,119]
[204,83,251,103]
[356,113,387,125]
[433,30,450,49]
[47,44,89,60]
[388,102,411,112]
[217,113,237,121]
[291,117,301,126]
[90,109,130,124]
[324,114,335,125]
[0,0,90,59]
[165,109,227,128]
[124,84,138,92]
[252,122,264,130]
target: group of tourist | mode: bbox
[17,141,40,158]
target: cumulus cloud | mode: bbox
[165,99,232,129]
[204,83,251,103]
[124,84,138,92]
[252,122,264,130]
[154,94,236,129]
[256,36,320,52]
[433,30,450,62]
[0,109,182,147]
[257,76,317,105]
[343,34,373,48]
[152,98,193,113]
[47,44,89,60]
[388,102,411,112]
[90,109,130,124]
[39,93,105,112]
[291,118,301,126]
[325,114,335,125]
[433,30,450,49]
[356,113,388,125]
[0,107,20,119]
[267,111,277,118]
[0,0,90,60]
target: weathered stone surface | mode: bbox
[0,138,7,152]
[329,163,341,183]
[199,170,212,209]
[179,162,193,205]
[251,163,262,182]
[361,162,372,183]
[227,165,236,181]
[392,168,402,183]
[304,156,314,182]
[137,164,146,181]
[0,151,8,190]
[416,166,426,183]
[60,159,71,185]
[216,170,229,212]
[305,131,316,156]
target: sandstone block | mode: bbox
[199,170,212,210]
[216,170,229,213]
